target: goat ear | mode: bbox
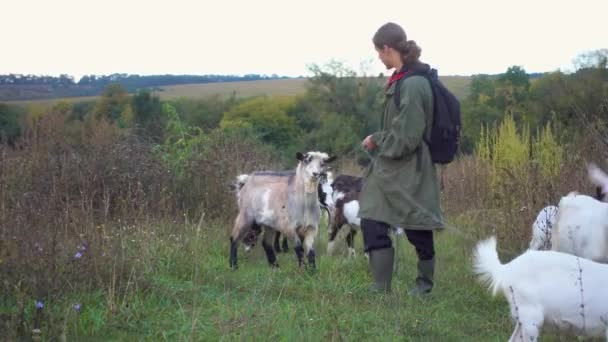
[325,155,337,163]
[296,152,305,161]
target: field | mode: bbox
[6,67,601,340]
[0,216,514,341]
[3,212,587,341]
[4,76,471,107]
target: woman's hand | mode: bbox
[362,135,377,151]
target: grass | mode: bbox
[2,214,516,341]
[154,78,310,100]
[3,212,591,341]
[4,76,470,107]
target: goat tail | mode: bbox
[236,174,249,189]
[588,162,608,191]
[472,236,504,296]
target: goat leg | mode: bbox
[229,237,238,270]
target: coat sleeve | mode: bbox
[376,79,427,159]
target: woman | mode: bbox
[359,22,444,296]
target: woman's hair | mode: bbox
[372,22,421,66]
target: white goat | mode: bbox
[229,151,336,269]
[527,162,607,252]
[551,193,608,263]
[473,236,608,341]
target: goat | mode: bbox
[327,174,363,256]
[238,171,334,254]
[527,162,607,252]
[229,151,336,269]
[551,193,608,263]
[326,174,403,257]
[473,236,608,341]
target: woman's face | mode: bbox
[376,45,395,70]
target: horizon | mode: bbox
[2,0,606,80]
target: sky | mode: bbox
[2,0,606,80]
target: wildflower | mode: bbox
[77,244,86,251]
[73,303,81,312]
[35,300,44,309]
[74,252,83,259]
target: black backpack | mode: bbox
[394,68,461,164]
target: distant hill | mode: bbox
[0,71,548,103]
[7,75,473,107]
[0,73,294,101]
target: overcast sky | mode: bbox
[2,0,606,80]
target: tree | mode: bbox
[303,112,360,156]
[94,83,131,126]
[495,66,530,114]
[132,89,165,142]
[304,60,383,139]
[0,103,23,144]
[220,96,302,154]
[573,49,608,70]
[468,74,496,105]
[170,95,231,132]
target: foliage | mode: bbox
[0,103,24,143]
[170,95,235,132]
[154,103,207,179]
[93,83,131,127]
[131,89,166,142]
[220,96,302,162]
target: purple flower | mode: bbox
[35,300,44,309]
[73,303,81,312]
[74,252,83,259]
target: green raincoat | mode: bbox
[359,71,444,231]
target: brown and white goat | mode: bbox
[238,172,334,254]
[326,174,405,257]
[229,152,336,269]
[327,174,363,256]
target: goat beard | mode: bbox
[306,180,319,193]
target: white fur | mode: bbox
[473,236,608,340]
[327,191,404,256]
[588,162,608,195]
[528,205,558,250]
[259,189,275,226]
[234,174,250,201]
[343,201,360,226]
[320,173,335,208]
[552,193,608,263]
[331,189,345,203]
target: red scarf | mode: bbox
[386,70,410,90]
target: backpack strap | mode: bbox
[392,68,438,171]
[392,68,434,109]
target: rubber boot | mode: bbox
[368,247,394,293]
[408,258,434,297]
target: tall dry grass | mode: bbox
[0,111,280,338]
[442,119,608,253]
